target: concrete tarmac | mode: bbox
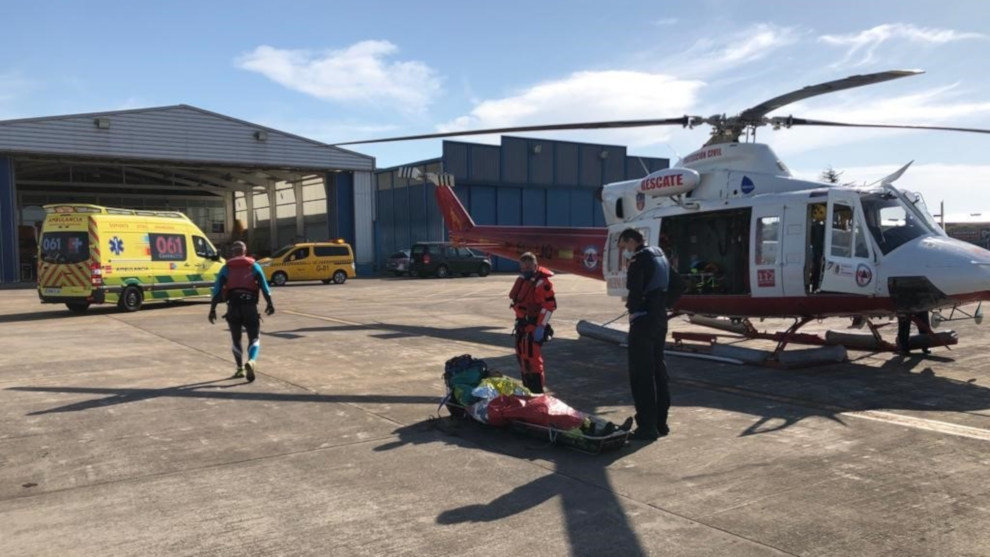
[1,274,988,556]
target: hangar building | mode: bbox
[375,136,669,271]
[0,105,375,284]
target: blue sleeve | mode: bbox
[253,263,272,297]
[211,265,229,299]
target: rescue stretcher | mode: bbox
[441,355,631,454]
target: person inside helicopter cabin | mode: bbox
[807,203,827,293]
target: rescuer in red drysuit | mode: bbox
[509,252,557,393]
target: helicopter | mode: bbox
[336,70,990,359]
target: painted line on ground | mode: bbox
[677,378,990,442]
[283,309,365,326]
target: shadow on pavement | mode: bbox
[377,415,652,557]
[0,299,204,323]
[7,380,438,415]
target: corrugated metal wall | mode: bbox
[0,106,373,171]
[375,137,668,272]
[0,156,17,282]
[375,161,446,267]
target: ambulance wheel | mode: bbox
[272,271,288,286]
[332,270,347,284]
[478,264,491,277]
[118,286,143,312]
[436,264,450,278]
[65,302,90,314]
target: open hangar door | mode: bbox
[0,104,375,284]
[13,156,337,282]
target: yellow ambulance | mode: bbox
[37,204,224,313]
[258,240,355,285]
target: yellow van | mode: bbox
[258,240,355,285]
[37,204,224,313]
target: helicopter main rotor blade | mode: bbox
[774,117,990,135]
[738,70,924,122]
[332,117,693,146]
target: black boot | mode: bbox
[522,373,544,394]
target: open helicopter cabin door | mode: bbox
[820,189,877,296]
[604,221,659,297]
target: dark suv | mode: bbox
[410,242,491,278]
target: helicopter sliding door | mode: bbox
[604,221,659,297]
[820,189,877,296]
[750,205,783,297]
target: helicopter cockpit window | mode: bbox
[830,204,854,258]
[860,193,935,255]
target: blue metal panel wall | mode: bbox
[569,188,594,226]
[426,182,443,241]
[603,146,624,183]
[444,143,469,180]
[530,142,554,185]
[593,198,607,227]
[555,143,579,185]
[0,156,16,282]
[374,139,670,274]
[469,145,500,182]
[375,172,395,267]
[468,185,496,225]
[522,188,546,226]
[497,188,522,225]
[501,138,527,184]
[546,188,571,226]
[494,187,522,271]
[408,182,428,242]
[335,172,355,245]
[578,145,602,187]
[393,182,411,252]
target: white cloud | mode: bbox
[236,41,442,113]
[238,114,399,146]
[436,71,705,148]
[820,23,984,67]
[793,163,990,221]
[660,23,801,78]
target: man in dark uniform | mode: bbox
[617,228,671,442]
[209,241,275,381]
[897,311,932,355]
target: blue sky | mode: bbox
[3,0,990,219]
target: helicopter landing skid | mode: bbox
[670,317,846,368]
[670,315,958,366]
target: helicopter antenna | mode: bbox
[637,157,650,175]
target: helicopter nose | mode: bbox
[910,236,990,299]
